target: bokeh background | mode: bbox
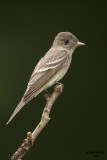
[0,1,107,160]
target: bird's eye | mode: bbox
[64,40,69,44]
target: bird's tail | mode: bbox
[6,99,25,125]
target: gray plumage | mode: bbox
[6,32,85,125]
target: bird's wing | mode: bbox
[23,50,69,102]
[6,50,68,125]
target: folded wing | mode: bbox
[23,50,68,102]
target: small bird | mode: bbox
[6,32,85,125]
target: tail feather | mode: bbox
[6,100,25,125]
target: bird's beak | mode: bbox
[75,41,85,46]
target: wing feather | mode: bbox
[23,50,68,102]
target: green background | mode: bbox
[0,1,107,160]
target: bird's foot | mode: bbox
[54,81,60,86]
[54,82,64,93]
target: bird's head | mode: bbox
[52,32,85,52]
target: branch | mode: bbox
[11,83,64,160]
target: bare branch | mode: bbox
[11,83,64,160]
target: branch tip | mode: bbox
[55,83,64,93]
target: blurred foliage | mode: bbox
[0,1,107,160]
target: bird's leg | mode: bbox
[54,81,60,86]
[45,89,51,97]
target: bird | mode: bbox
[6,32,85,125]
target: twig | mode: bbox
[11,83,64,160]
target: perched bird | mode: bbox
[6,32,85,125]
